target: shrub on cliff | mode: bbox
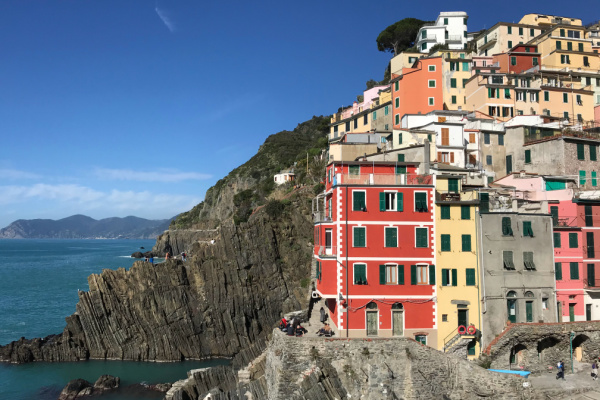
[265,200,285,219]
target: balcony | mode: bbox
[313,211,333,224]
[524,126,600,144]
[552,216,578,228]
[315,245,337,258]
[436,190,478,203]
[334,173,433,186]
[477,33,498,50]
[552,19,571,25]
[584,278,600,290]
[446,35,462,42]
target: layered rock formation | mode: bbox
[0,189,314,363]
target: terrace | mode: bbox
[333,173,433,186]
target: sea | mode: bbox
[0,239,229,400]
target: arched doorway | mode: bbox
[572,334,590,362]
[537,337,560,362]
[525,291,534,322]
[366,302,378,336]
[391,303,403,336]
[510,343,527,365]
[507,291,518,323]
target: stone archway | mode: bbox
[510,343,527,365]
[572,334,590,362]
[537,337,560,363]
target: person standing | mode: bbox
[592,361,598,380]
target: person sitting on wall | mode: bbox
[317,323,332,337]
[279,317,288,331]
[295,323,307,337]
[286,322,295,336]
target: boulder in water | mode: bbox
[131,252,143,258]
[93,374,120,390]
[58,379,93,400]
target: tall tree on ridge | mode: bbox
[376,18,431,55]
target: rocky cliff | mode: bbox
[0,188,314,363]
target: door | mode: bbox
[366,311,378,336]
[458,309,468,328]
[325,229,332,255]
[526,301,533,322]
[575,346,583,362]
[507,299,517,323]
[506,155,512,175]
[392,311,403,336]
[557,302,562,322]
[586,304,592,321]
[569,303,576,322]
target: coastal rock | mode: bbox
[0,188,313,364]
[93,374,120,390]
[130,252,143,258]
[58,378,93,400]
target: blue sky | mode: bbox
[0,0,585,228]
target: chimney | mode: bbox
[423,139,431,174]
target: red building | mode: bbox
[577,200,600,321]
[494,44,540,74]
[313,160,437,344]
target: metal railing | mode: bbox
[313,212,333,224]
[335,173,433,186]
[446,35,462,42]
[584,279,600,289]
[315,246,337,258]
[553,216,578,227]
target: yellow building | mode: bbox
[465,72,515,120]
[390,51,422,75]
[434,171,482,358]
[434,49,472,110]
[518,14,582,27]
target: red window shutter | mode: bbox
[450,153,455,163]
[437,152,442,161]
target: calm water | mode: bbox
[0,239,228,400]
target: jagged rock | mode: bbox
[130,252,143,258]
[0,188,313,363]
[58,378,93,400]
[93,374,120,390]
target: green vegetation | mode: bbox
[376,18,432,55]
[428,43,449,55]
[171,116,330,228]
[265,200,285,219]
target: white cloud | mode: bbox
[0,168,42,180]
[94,168,211,182]
[155,6,176,32]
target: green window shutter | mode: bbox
[556,40,561,49]
[448,179,459,193]
[577,143,585,160]
[397,154,405,162]
[451,78,456,88]
[508,26,512,34]
[411,265,417,285]
[385,227,397,248]
[415,192,427,212]
[466,268,475,286]
[354,227,365,247]
[525,149,531,164]
[560,29,565,37]
[480,193,489,212]
[416,228,427,248]
[395,97,399,107]
[461,205,470,220]
[429,265,435,285]
[504,88,510,98]
[563,92,568,103]
[523,221,532,237]
[554,232,561,248]
[353,192,365,211]
[380,265,386,284]
[441,234,451,251]
[441,205,451,220]
[398,132,403,144]
[511,56,516,66]
[569,232,578,248]
[567,42,572,51]
[580,170,586,185]
[555,262,562,280]
[396,165,407,175]
[398,265,404,285]
[442,269,448,286]
[592,171,597,187]
[462,235,471,252]
[488,87,492,98]
[462,62,469,71]
[570,262,579,280]
[579,43,584,52]
[544,91,549,101]
[502,217,513,235]
[508,40,512,48]
[585,205,593,227]
[397,193,404,212]
[379,192,385,211]
[395,81,399,91]
[463,79,468,88]
[451,269,457,286]
[590,145,597,161]
[395,114,399,125]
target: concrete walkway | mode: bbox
[525,365,600,399]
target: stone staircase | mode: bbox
[304,297,338,338]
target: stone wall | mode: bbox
[484,321,600,373]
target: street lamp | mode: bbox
[570,331,575,374]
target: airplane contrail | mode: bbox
[155,2,175,32]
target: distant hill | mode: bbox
[0,215,172,239]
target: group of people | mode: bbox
[143,255,154,264]
[555,358,599,381]
[279,317,307,337]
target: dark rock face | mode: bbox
[131,252,143,258]
[93,374,120,390]
[0,189,313,363]
[58,378,93,400]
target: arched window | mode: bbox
[366,302,378,309]
[525,291,534,298]
[507,291,518,323]
[524,291,534,322]
[507,291,517,297]
[392,303,403,310]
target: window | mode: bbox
[498,134,504,146]
[544,91,549,101]
[462,62,469,71]
[567,42,572,51]
[462,235,471,252]
[564,111,570,120]
[508,40,513,48]
[395,114,400,125]
[451,78,457,88]
[570,262,579,280]
[593,171,598,187]
[353,119,358,129]
[441,205,451,220]
[563,93,569,103]
[530,28,534,36]
[523,252,536,270]
[576,94,582,106]
[532,57,538,66]
[561,54,570,64]
[441,234,451,251]
[522,221,533,237]
[503,251,515,270]
[502,217,513,236]
[354,264,367,285]
[428,97,434,106]
[345,121,350,131]
[395,97,399,108]
[555,262,563,280]
[486,155,492,165]
[577,143,585,160]
[428,80,436,88]
[554,232,561,248]
[484,133,490,144]
[579,42,584,52]
[569,232,578,248]
[585,205,593,227]
[385,227,398,248]
[349,165,360,175]
[316,260,322,282]
[525,149,531,164]
[380,264,400,285]
[353,227,366,247]
[363,114,368,125]
[333,125,338,133]
[452,95,456,104]
[415,192,428,212]
[415,334,427,345]
[519,27,523,35]
[461,205,470,220]
[556,40,561,50]
[441,269,456,287]
[353,191,366,211]
[444,17,448,25]
[507,26,512,34]
[511,56,517,66]
[580,170,586,185]
[448,178,459,193]
[422,30,427,39]
[587,232,595,258]
[380,191,402,212]
[428,65,435,72]
[466,268,476,286]
[396,164,406,175]
[416,228,428,248]
[373,111,377,121]
[395,81,399,91]
[397,154,405,162]
[463,78,469,88]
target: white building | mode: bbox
[273,170,296,185]
[415,12,468,54]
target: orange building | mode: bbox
[391,57,444,129]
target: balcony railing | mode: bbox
[524,127,600,144]
[313,212,333,224]
[335,173,433,186]
[446,35,462,42]
[553,216,578,227]
[436,190,478,202]
[315,246,337,258]
[584,278,600,289]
